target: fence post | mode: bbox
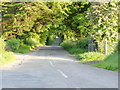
[88,39,91,52]
[104,38,108,54]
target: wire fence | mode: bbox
[88,38,117,54]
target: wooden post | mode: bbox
[104,38,108,54]
[88,39,91,52]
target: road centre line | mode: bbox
[57,69,68,78]
[49,61,55,67]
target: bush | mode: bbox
[39,33,48,45]
[77,52,106,62]
[25,37,40,47]
[61,40,87,55]
[15,44,31,54]
[94,52,118,71]
[7,38,20,51]
[46,35,56,45]
[23,32,42,48]
[68,47,87,55]
[76,37,89,49]
[60,40,75,50]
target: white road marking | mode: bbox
[57,69,68,78]
[49,61,55,67]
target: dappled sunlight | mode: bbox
[15,53,74,62]
[33,56,74,62]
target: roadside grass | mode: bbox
[61,39,118,71]
[0,51,16,66]
[93,52,118,71]
[0,38,16,66]
[77,52,106,62]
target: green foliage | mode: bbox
[0,37,6,53]
[117,40,120,52]
[1,2,91,47]
[46,35,56,45]
[1,2,118,57]
[107,42,118,54]
[61,40,87,55]
[94,52,118,71]
[87,2,118,52]
[25,38,39,47]
[68,47,87,55]
[24,32,41,48]
[0,51,16,65]
[76,38,89,49]
[15,45,31,54]
[39,32,48,45]
[2,2,58,45]
[60,40,75,50]
[77,52,106,62]
[0,38,16,65]
[7,38,20,51]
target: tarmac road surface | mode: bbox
[0,37,118,88]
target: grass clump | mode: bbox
[77,52,106,62]
[93,52,118,71]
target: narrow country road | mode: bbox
[0,38,118,88]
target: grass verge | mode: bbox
[93,52,118,71]
[0,51,16,65]
[61,39,118,71]
[0,38,16,66]
[77,52,106,62]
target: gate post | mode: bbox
[104,38,108,54]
